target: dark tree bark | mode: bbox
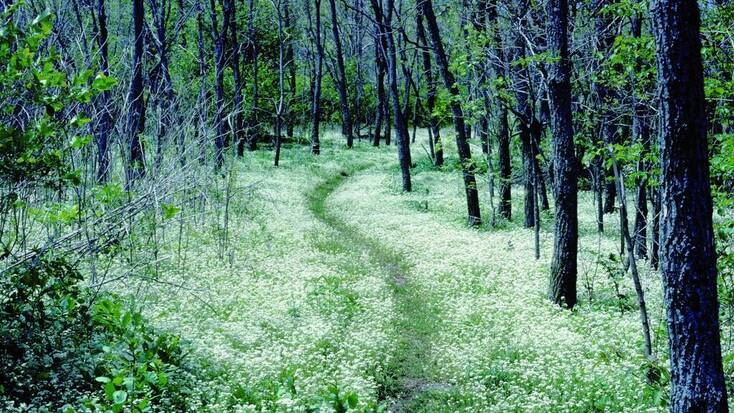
[416,9,442,166]
[209,0,229,168]
[652,0,729,409]
[226,0,245,157]
[609,150,653,359]
[374,0,411,191]
[127,0,147,185]
[497,107,511,220]
[284,0,297,139]
[247,0,259,151]
[196,2,208,164]
[373,44,385,147]
[308,0,323,154]
[372,20,388,147]
[94,0,112,182]
[546,0,578,308]
[149,0,178,169]
[487,0,511,219]
[274,0,286,166]
[420,0,481,225]
[328,0,354,148]
[509,35,536,228]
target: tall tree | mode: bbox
[308,0,324,155]
[209,0,229,168]
[246,0,259,151]
[328,0,354,148]
[420,0,481,225]
[273,0,286,166]
[284,0,297,139]
[93,0,112,182]
[652,0,729,409]
[631,12,650,259]
[546,0,578,308]
[127,0,147,185]
[227,0,245,157]
[370,0,411,191]
[508,31,536,229]
[487,0,511,220]
[416,8,443,166]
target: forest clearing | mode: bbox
[2,0,734,411]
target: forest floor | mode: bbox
[131,129,669,412]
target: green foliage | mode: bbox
[0,255,200,412]
[0,4,115,191]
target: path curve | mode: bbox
[306,165,449,412]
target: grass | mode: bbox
[121,128,673,412]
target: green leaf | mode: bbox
[112,390,127,404]
[161,203,181,220]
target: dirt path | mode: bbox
[307,166,450,412]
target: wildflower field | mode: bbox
[130,130,669,412]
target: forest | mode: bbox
[1,0,734,411]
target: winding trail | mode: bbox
[306,165,450,412]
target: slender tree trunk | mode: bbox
[247,0,259,151]
[274,0,285,166]
[609,150,654,359]
[373,32,386,147]
[631,14,649,259]
[328,0,354,148]
[498,107,511,220]
[196,3,208,164]
[531,118,550,211]
[309,0,323,154]
[284,0,296,139]
[652,0,729,408]
[209,0,229,168]
[127,0,147,185]
[94,0,112,182]
[380,0,412,191]
[416,9,442,166]
[149,0,178,169]
[225,0,245,157]
[546,0,578,308]
[592,156,605,232]
[421,0,481,225]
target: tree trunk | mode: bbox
[309,0,323,154]
[209,0,229,168]
[652,0,729,408]
[284,0,296,139]
[247,0,259,151]
[226,0,245,157]
[328,0,354,148]
[631,13,649,259]
[609,149,654,359]
[94,0,112,182]
[377,0,411,191]
[420,0,481,226]
[274,0,285,166]
[546,0,578,308]
[498,107,511,220]
[149,0,178,169]
[416,9,442,166]
[127,0,147,185]
[196,2,208,164]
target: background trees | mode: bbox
[4,0,734,410]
